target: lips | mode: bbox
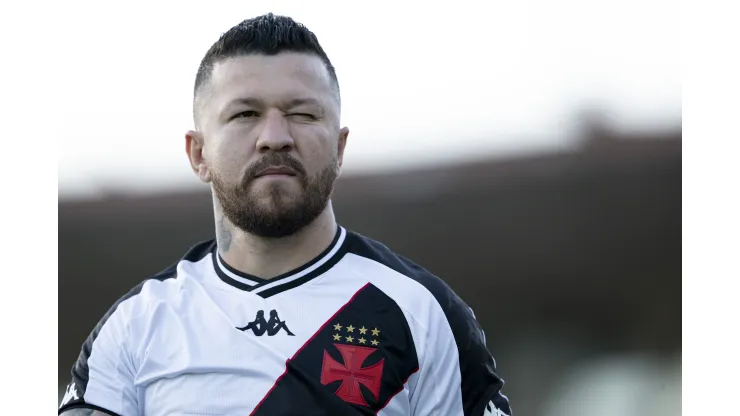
[255,166,297,177]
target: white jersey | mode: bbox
[60,226,511,416]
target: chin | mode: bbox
[253,179,301,194]
[256,191,301,209]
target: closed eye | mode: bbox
[289,113,318,121]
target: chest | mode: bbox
[132,282,421,415]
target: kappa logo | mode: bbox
[483,399,510,416]
[59,382,79,408]
[237,310,295,336]
[320,322,385,407]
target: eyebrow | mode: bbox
[283,98,323,109]
[226,97,263,109]
[226,97,324,111]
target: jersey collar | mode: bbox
[212,226,348,298]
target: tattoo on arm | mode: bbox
[217,216,232,252]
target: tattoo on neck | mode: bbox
[217,216,232,252]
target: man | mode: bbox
[59,13,512,416]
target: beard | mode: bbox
[211,152,339,238]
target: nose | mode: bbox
[255,109,295,153]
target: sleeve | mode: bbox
[410,289,512,416]
[59,297,139,416]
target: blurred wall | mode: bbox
[59,126,681,415]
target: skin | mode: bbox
[60,53,348,416]
[185,53,350,279]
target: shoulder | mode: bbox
[344,231,509,415]
[344,230,479,333]
[61,240,217,412]
[91,239,217,338]
[345,230,464,302]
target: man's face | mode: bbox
[188,53,347,238]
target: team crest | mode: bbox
[248,284,419,415]
[320,322,385,407]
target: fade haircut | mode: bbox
[193,13,340,122]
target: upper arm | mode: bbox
[410,288,512,416]
[60,409,119,416]
[59,296,140,416]
[460,308,511,416]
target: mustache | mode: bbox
[242,153,307,185]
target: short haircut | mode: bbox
[193,13,339,119]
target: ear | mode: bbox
[336,126,349,169]
[185,130,212,183]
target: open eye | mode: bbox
[233,110,260,120]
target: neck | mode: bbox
[214,202,338,280]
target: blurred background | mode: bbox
[58,1,680,414]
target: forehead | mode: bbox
[206,53,335,109]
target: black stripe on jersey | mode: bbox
[345,231,513,416]
[212,225,347,298]
[251,283,420,415]
[59,240,214,415]
[256,241,349,298]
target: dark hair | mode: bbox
[193,13,339,104]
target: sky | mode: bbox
[56,0,680,198]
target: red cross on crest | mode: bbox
[320,343,385,407]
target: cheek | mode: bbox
[299,139,334,172]
[305,149,338,179]
[211,131,254,174]
[292,125,336,156]
[206,149,241,184]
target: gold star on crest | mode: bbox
[371,339,379,346]
[333,333,341,341]
[346,325,355,333]
[358,337,367,344]
[346,335,354,343]
[333,323,342,331]
[359,326,368,335]
[371,328,380,337]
